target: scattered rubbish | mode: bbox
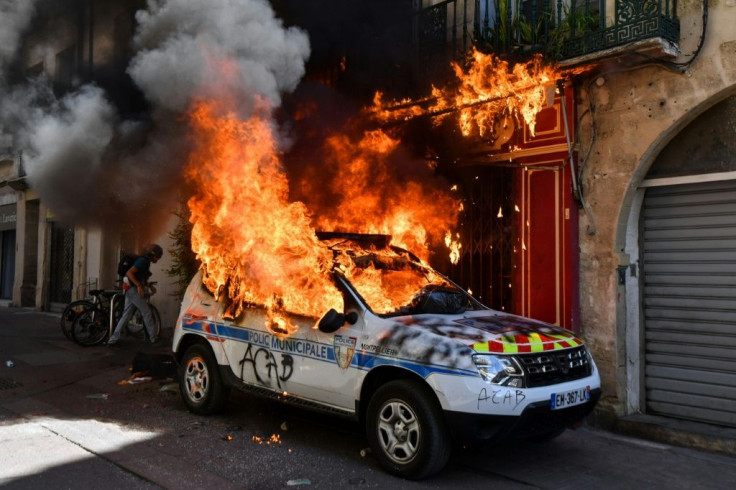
[131,352,177,379]
[5,360,13,368]
[280,421,288,431]
[252,434,282,445]
[348,478,366,485]
[222,434,234,442]
[286,478,311,486]
[86,393,109,400]
[159,382,179,393]
[359,447,371,458]
[117,372,153,385]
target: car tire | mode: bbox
[179,343,230,415]
[366,379,451,480]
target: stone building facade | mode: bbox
[575,3,736,434]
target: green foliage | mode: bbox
[474,0,600,61]
[547,4,600,60]
[165,207,200,300]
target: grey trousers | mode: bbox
[109,287,156,342]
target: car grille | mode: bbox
[516,346,591,388]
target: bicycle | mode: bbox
[67,283,161,346]
[61,298,97,340]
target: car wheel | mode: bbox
[366,379,451,480]
[179,343,230,415]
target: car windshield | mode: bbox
[324,237,484,316]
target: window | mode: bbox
[54,46,77,92]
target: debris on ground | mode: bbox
[131,352,177,378]
[252,433,281,445]
[280,421,288,431]
[86,393,109,400]
[359,447,371,457]
[159,382,179,393]
[286,478,311,486]
[117,372,153,385]
[5,360,13,367]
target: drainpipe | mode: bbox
[556,80,582,205]
[557,80,597,236]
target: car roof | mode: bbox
[315,231,423,264]
[315,231,391,248]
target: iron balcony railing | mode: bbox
[472,0,680,60]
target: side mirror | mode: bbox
[318,309,359,333]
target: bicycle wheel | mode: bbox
[60,300,95,340]
[126,304,161,341]
[72,307,109,346]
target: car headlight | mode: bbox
[472,354,524,387]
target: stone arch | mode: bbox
[614,84,736,414]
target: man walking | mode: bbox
[107,244,163,345]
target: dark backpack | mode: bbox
[117,254,140,277]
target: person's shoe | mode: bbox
[150,337,159,345]
[106,339,118,346]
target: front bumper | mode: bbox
[445,387,602,443]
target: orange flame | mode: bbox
[369,49,560,138]
[186,99,342,335]
[294,128,459,262]
[185,98,460,333]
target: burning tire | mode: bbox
[179,344,230,415]
[366,379,450,479]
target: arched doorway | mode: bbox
[630,95,736,427]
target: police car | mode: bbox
[172,233,601,479]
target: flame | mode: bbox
[445,231,461,265]
[369,49,560,138]
[292,127,460,262]
[185,98,461,333]
[186,98,342,334]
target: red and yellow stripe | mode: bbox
[472,331,582,354]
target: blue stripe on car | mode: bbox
[182,317,477,378]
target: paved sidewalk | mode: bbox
[2,306,736,489]
[0,306,193,489]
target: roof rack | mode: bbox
[315,231,392,249]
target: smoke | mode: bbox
[0,0,37,78]
[22,86,115,213]
[129,0,310,116]
[0,0,310,232]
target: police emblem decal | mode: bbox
[334,335,357,370]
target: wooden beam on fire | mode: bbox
[377,81,559,123]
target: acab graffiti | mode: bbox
[477,387,526,410]
[239,342,294,389]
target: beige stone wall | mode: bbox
[576,2,736,412]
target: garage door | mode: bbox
[641,179,736,427]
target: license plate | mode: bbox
[550,386,590,410]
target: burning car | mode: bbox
[172,232,601,479]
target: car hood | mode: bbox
[387,310,584,354]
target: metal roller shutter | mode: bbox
[641,179,736,427]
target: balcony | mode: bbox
[417,0,680,64]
